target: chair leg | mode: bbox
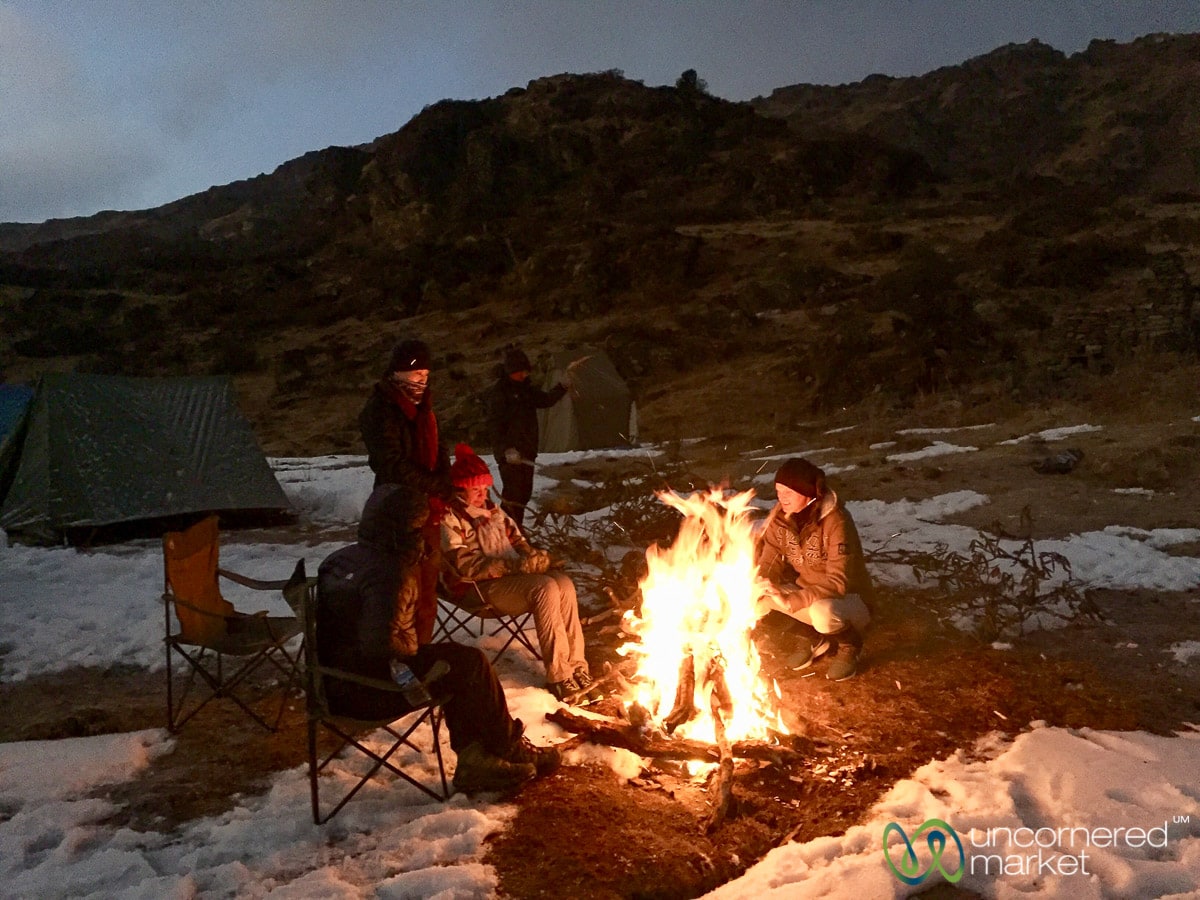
[309,708,449,824]
[167,642,294,733]
[308,714,321,825]
[485,612,543,663]
[432,708,449,798]
[165,636,175,730]
[259,640,305,731]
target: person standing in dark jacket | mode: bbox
[486,347,570,530]
[317,483,559,794]
[358,339,453,644]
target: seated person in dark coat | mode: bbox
[316,482,559,793]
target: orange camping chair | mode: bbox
[163,515,305,732]
[300,577,450,823]
[433,575,543,665]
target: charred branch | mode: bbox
[704,662,735,833]
[546,707,821,765]
[663,653,697,733]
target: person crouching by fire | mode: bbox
[754,457,874,681]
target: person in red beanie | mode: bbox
[754,457,874,681]
[440,443,591,700]
[358,338,453,644]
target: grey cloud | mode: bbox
[0,127,159,222]
[0,5,162,221]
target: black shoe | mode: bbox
[547,676,579,701]
[506,736,562,777]
[825,642,860,681]
[785,637,831,670]
[573,667,594,689]
[452,743,536,794]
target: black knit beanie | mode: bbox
[387,339,432,374]
[504,347,532,374]
[774,457,826,497]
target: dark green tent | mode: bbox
[0,373,290,544]
[0,384,33,443]
[537,348,637,453]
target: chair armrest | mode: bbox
[314,665,402,693]
[163,591,227,621]
[218,567,293,590]
[314,665,443,710]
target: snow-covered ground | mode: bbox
[2,426,1199,898]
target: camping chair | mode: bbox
[299,579,450,824]
[162,515,305,733]
[433,576,543,665]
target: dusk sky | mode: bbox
[3,0,1199,224]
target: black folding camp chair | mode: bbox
[162,515,305,733]
[300,579,450,824]
[433,575,543,665]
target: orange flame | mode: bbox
[618,487,788,743]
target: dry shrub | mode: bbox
[1016,236,1151,291]
[527,454,710,606]
[869,508,1099,642]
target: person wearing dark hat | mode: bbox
[440,444,591,700]
[317,483,560,794]
[486,346,571,531]
[754,457,874,681]
[359,338,453,644]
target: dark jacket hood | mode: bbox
[357,484,426,556]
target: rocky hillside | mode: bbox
[1,35,1198,455]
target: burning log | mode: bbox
[702,654,733,720]
[546,707,820,765]
[662,653,697,733]
[702,657,735,832]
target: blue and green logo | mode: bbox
[882,818,965,885]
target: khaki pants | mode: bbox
[765,590,871,636]
[478,570,587,683]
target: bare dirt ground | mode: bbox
[2,388,1199,899]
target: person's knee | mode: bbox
[808,598,842,634]
[553,572,577,601]
[439,643,488,683]
[529,577,559,606]
[810,595,871,634]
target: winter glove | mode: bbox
[483,557,512,579]
[504,447,521,464]
[518,549,551,574]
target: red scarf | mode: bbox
[384,382,440,473]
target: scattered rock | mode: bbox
[1032,447,1084,474]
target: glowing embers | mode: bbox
[618,488,787,744]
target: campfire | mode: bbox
[617,487,788,744]
[549,488,808,831]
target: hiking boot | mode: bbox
[785,637,831,670]
[572,667,594,690]
[547,676,579,701]
[825,641,860,682]
[452,742,536,794]
[505,735,562,777]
